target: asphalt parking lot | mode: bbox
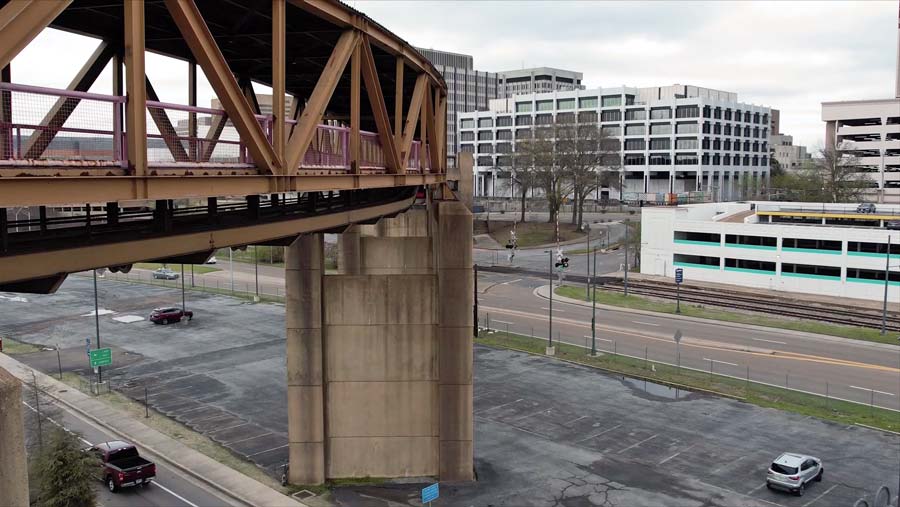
[3,276,898,506]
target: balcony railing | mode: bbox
[0,82,433,173]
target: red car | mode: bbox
[89,441,156,492]
[149,307,193,325]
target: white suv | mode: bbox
[766,453,823,496]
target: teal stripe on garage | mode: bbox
[781,272,840,281]
[674,239,720,247]
[723,267,775,275]
[847,251,888,258]
[847,277,900,287]
[724,243,776,251]
[781,247,842,255]
[673,261,720,270]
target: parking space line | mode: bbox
[474,398,523,414]
[745,482,768,495]
[801,484,837,507]
[246,444,288,458]
[657,444,695,465]
[509,408,551,422]
[223,431,273,446]
[711,454,745,474]
[475,415,552,440]
[617,434,658,454]
[574,423,622,444]
[563,415,588,426]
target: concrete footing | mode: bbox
[0,366,29,507]
[286,199,474,483]
[545,346,556,356]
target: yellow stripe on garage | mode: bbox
[757,210,895,220]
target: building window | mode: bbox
[734,109,742,122]
[460,131,475,142]
[674,254,720,268]
[649,153,671,165]
[625,109,647,121]
[752,155,759,166]
[725,258,776,273]
[515,115,532,126]
[477,144,493,153]
[536,100,553,111]
[515,102,532,113]
[515,128,532,140]
[625,124,646,136]
[761,155,768,165]
[625,94,635,105]
[743,155,750,165]
[675,138,699,150]
[723,154,731,165]
[496,155,511,167]
[744,111,751,122]
[703,105,711,118]
[714,107,722,119]
[675,105,700,118]
[724,124,732,136]
[601,110,621,122]
[702,121,711,134]
[650,123,672,135]
[675,153,698,165]
[724,109,732,120]
[601,125,622,136]
[460,144,474,153]
[535,114,553,125]
[702,153,710,164]
[753,112,761,124]
[496,143,512,153]
[478,131,493,141]
[743,140,751,151]
[477,156,492,166]
[601,95,622,107]
[743,126,751,137]
[625,139,645,151]
[763,113,769,125]
[713,153,720,164]
[714,123,722,135]
[650,108,672,120]
[624,154,645,165]
[675,122,698,134]
[579,96,598,109]
[557,112,576,124]
[650,138,670,150]
[699,138,709,150]
[496,116,512,127]
[460,118,475,129]
[713,139,721,150]
[724,139,732,151]
[496,129,513,140]
[478,118,493,128]
[752,141,759,152]
[557,98,575,110]
[579,111,598,123]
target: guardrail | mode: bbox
[0,82,431,173]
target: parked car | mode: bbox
[886,220,900,230]
[88,441,156,493]
[205,256,217,264]
[857,203,876,214]
[149,307,193,324]
[766,452,822,496]
[152,268,179,280]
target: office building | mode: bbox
[459,84,771,201]
[496,67,583,97]
[770,133,810,171]
[641,201,900,302]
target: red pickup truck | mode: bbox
[89,441,156,492]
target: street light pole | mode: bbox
[591,245,597,356]
[548,250,553,350]
[624,220,629,296]
[585,227,590,300]
[181,264,186,313]
[883,235,891,335]
[93,269,102,383]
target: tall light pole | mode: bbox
[181,264,186,312]
[585,225,591,300]
[93,269,102,383]
[624,220,629,296]
[591,244,598,356]
[546,250,554,350]
[883,235,892,335]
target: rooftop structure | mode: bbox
[641,201,900,302]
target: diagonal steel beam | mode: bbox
[163,0,280,175]
[21,41,116,159]
[0,0,72,70]
[359,35,401,174]
[400,73,426,169]
[425,84,441,173]
[284,29,358,173]
[200,112,227,162]
[146,78,190,161]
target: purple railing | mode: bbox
[0,82,435,173]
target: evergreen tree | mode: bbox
[32,427,98,507]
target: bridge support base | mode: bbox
[286,199,473,483]
[0,367,29,507]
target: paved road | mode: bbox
[476,271,900,410]
[20,387,235,507]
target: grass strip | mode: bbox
[1,337,44,354]
[556,285,900,346]
[476,330,899,433]
[134,262,221,275]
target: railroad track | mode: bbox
[601,280,900,333]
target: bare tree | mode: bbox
[514,124,570,224]
[555,120,622,230]
[771,143,869,202]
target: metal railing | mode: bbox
[0,82,435,173]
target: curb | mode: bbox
[536,285,900,351]
[0,354,300,507]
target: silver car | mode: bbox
[766,452,823,496]
[152,268,179,280]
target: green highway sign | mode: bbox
[89,347,112,368]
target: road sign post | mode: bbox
[89,347,112,369]
[674,268,684,314]
[673,329,682,374]
[421,483,439,505]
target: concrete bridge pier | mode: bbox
[0,367,29,506]
[286,198,473,484]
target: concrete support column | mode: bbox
[337,225,361,275]
[286,234,325,485]
[0,367,28,507]
[435,200,474,481]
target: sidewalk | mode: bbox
[0,352,305,507]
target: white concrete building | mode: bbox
[496,67,583,97]
[770,134,810,171]
[641,201,900,302]
[459,84,771,201]
[822,98,900,203]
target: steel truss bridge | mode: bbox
[0,0,452,292]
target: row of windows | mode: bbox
[623,154,769,166]
[462,115,769,132]
[704,106,769,125]
[674,254,900,282]
[671,236,900,253]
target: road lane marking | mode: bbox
[583,336,614,343]
[801,484,837,507]
[492,320,515,325]
[500,278,522,285]
[703,358,738,367]
[22,400,199,507]
[632,321,661,327]
[617,434,658,454]
[480,305,900,375]
[574,423,622,444]
[849,385,896,396]
[475,398,523,414]
[540,307,564,312]
[752,338,787,345]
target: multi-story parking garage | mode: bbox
[641,201,900,302]
[459,84,771,202]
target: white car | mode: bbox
[205,256,217,264]
[766,453,823,496]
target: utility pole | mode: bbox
[473,264,479,337]
[93,269,102,383]
[591,245,597,356]
[255,245,259,297]
[624,221,629,296]
[548,250,553,349]
[181,264,186,313]
[229,248,234,293]
[585,226,590,300]
[882,235,891,335]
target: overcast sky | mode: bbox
[10,1,897,151]
[353,0,897,150]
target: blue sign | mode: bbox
[422,483,439,503]
[85,337,91,357]
[675,268,684,284]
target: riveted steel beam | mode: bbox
[359,35,401,174]
[0,0,72,70]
